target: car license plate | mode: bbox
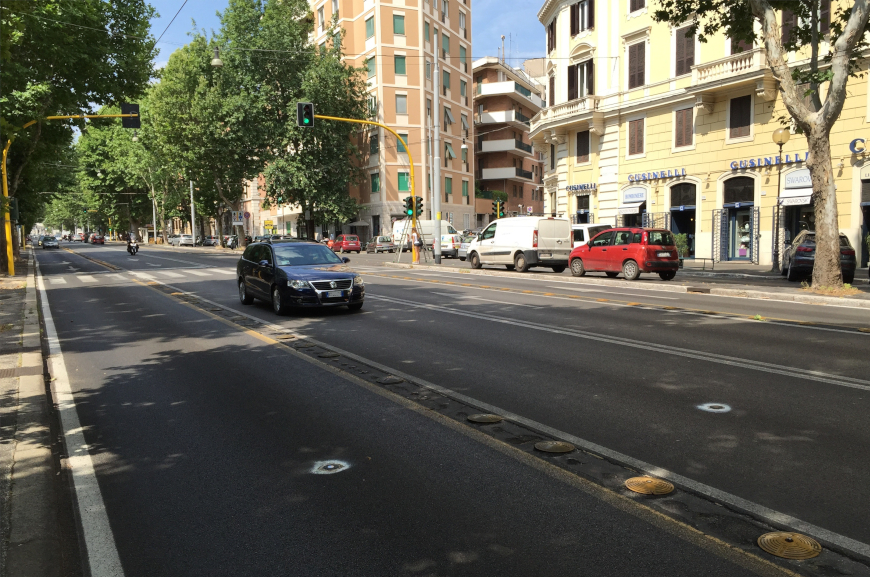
[657,251,671,257]
[325,290,343,298]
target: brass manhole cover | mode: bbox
[275,334,295,340]
[318,352,340,358]
[376,376,404,385]
[467,414,502,424]
[757,532,822,560]
[534,441,575,453]
[625,476,675,495]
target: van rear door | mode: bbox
[538,219,571,260]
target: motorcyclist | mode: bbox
[127,234,138,255]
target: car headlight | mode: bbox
[353,276,365,287]
[287,279,309,289]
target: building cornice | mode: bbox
[537,0,563,25]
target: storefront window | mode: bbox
[723,176,754,204]
[670,183,696,257]
[723,177,755,260]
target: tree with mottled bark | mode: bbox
[652,0,870,287]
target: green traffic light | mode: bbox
[304,118,310,124]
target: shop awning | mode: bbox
[346,220,370,226]
[618,202,644,215]
[780,196,811,206]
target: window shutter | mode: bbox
[577,131,589,162]
[675,28,686,76]
[781,9,796,45]
[588,0,594,28]
[553,14,557,47]
[862,180,870,203]
[729,95,751,138]
[820,0,831,33]
[684,109,693,146]
[628,44,637,88]
[683,27,694,73]
[587,59,595,95]
[629,120,637,155]
[637,41,645,86]
[549,76,555,106]
[636,118,644,154]
[568,65,577,100]
[675,110,685,147]
[570,3,578,36]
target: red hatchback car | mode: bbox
[91,234,105,245]
[333,234,362,253]
[569,228,680,280]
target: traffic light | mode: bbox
[297,102,315,127]
[491,201,498,217]
[403,196,414,217]
[414,196,423,218]
[498,202,505,218]
[121,103,141,129]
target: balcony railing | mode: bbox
[516,168,533,180]
[479,138,534,154]
[515,139,532,153]
[531,96,600,129]
[691,48,766,86]
[515,110,531,124]
[474,81,545,109]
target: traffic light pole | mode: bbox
[313,114,417,241]
[2,112,139,275]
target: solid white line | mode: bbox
[34,258,126,577]
[78,275,97,283]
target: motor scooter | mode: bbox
[127,240,139,255]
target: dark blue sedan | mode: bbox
[236,240,365,314]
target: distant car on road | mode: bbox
[782,230,856,284]
[366,235,396,253]
[72,233,84,242]
[333,234,361,253]
[458,235,476,261]
[42,236,59,249]
[174,234,194,247]
[202,236,220,246]
[436,233,463,258]
[569,228,679,281]
[91,234,105,245]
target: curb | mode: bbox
[382,261,870,310]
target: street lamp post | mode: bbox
[771,127,791,273]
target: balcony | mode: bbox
[475,109,530,128]
[691,48,767,86]
[479,138,534,156]
[530,96,599,129]
[475,81,545,110]
[480,167,535,182]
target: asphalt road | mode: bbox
[34,241,870,574]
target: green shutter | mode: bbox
[425,22,430,42]
[398,134,407,153]
[393,15,405,35]
[462,181,468,196]
[460,80,466,96]
[445,177,452,195]
[366,16,374,38]
[443,70,450,90]
[367,57,376,78]
[399,172,410,191]
[460,45,466,64]
[371,172,380,193]
[394,55,406,75]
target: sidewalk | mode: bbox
[680,259,870,283]
[0,251,69,577]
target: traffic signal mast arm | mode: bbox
[313,114,416,230]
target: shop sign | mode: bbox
[618,206,641,215]
[730,152,808,170]
[780,196,811,206]
[622,187,647,204]
[628,168,686,182]
[785,169,811,188]
[566,183,597,193]
[850,138,866,154]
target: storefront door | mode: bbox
[729,208,752,260]
[671,209,696,257]
[862,206,870,267]
[622,204,645,228]
[575,211,589,224]
[783,204,815,244]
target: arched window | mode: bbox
[723,176,754,204]
[670,183,696,207]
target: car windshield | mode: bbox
[647,231,675,246]
[273,244,345,266]
[379,236,392,242]
[44,237,56,241]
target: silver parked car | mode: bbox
[366,235,396,253]
[172,234,194,247]
[457,234,476,261]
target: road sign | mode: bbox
[243,211,251,219]
[264,220,274,226]
[527,206,533,213]
[231,211,244,226]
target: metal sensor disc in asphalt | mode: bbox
[625,476,675,495]
[311,460,350,475]
[318,352,340,358]
[376,376,404,385]
[467,414,503,424]
[697,403,732,413]
[757,532,822,559]
[534,441,575,453]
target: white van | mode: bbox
[392,219,459,251]
[571,223,612,248]
[466,217,571,272]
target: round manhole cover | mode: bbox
[625,476,675,495]
[318,352,340,358]
[467,414,502,424]
[376,376,403,384]
[757,532,821,560]
[697,403,731,413]
[534,441,575,453]
[311,460,350,475]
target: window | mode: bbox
[371,172,380,192]
[481,222,496,240]
[675,26,695,76]
[549,76,555,106]
[459,12,466,30]
[461,146,467,163]
[820,0,831,33]
[670,183,696,207]
[628,41,645,89]
[460,113,469,137]
[426,60,431,78]
[427,98,432,118]
[462,181,468,197]
[444,106,454,130]
[398,172,410,191]
[370,133,379,154]
[547,15,557,53]
[460,79,467,104]
[333,31,341,48]
[393,14,405,34]
[318,6,324,31]
[367,57,376,78]
[332,0,339,17]
[730,36,752,54]
[425,21,430,42]
[395,55,406,75]
[674,108,693,147]
[576,130,590,162]
[319,41,326,53]
[781,8,796,45]
[723,177,754,204]
[570,0,594,36]
[630,0,645,11]
[628,118,644,155]
[460,46,467,72]
[729,95,751,139]
[590,231,613,247]
[365,16,374,39]
[396,94,407,114]
[445,141,457,159]
[442,33,449,58]
[445,177,453,197]
[367,94,377,116]
[442,69,450,91]
[568,60,594,99]
[397,133,408,153]
[550,144,555,170]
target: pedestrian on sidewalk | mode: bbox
[411,228,421,264]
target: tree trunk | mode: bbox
[806,129,842,286]
[216,211,224,246]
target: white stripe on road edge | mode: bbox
[140,274,870,564]
[34,259,125,577]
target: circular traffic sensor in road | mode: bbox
[311,460,350,475]
[697,403,732,413]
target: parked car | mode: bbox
[37,235,45,246]
[571,224,612,248]
[167,234,179,245]
[569,228,679,281]
[91,234,105,245]
[174,234,194,247]
[333,234,362,253]
[72,233,84,242]
[436,233,463,258]
[782,230,856,284]
[458,235,476,261]
[42,236,59,249]
[366,235,396,253]
[237,239,365,314]
[253,235,271,243]
[466,216,572,273]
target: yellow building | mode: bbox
[530,0,870,266]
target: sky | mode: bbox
[148,0,545,70]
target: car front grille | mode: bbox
[310,279,353,291]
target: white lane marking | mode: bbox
[130,271,154,280]
[548,285,679,300]
[157,271,184,278]
[34,259,126,577]
[370,294,870,392]
[147,263,162,267]
[210,268,236,275]
[431,291,540,308]
[139,273,870,562]
[49,277,67,285]
[77,275,97,283]
[186,270,213,277]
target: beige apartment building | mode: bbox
[311,0,475,237]
[473,57,546,222]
